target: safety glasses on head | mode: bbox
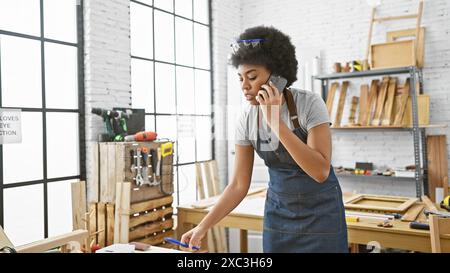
[230,38,265,54]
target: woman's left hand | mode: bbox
[256,81,283,128]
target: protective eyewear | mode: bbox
[230,38,265,54]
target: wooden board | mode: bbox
[348,96,359,125]
[89,203,97,246]
[402,95,430,126]
[427,135,449,202]
[382,77,397,125]
[400,203,424,222]
[334,81,349,127]
[358,85,369,125]
[106,203,115,246]
[129,207,173,228]
[97,202,106,248]
[365,80,379,126]
[371,40,416,69]
[394,78,409,126]
[421,195,439,213]
[344,194,418,212]
[387,27,425,68]
[129,219,174,241]
[326,83,339,116]
[71,181,87,230]
[372,77,390,125]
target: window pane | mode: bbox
[194,23,210,69]
[175,0,192,19]
[130,2,153,59]
[0,0,40,36]
[154,10,174,62]
[176,67,195,114]
[175,17,193,66]
[45,42,78,109]
[193,0,209,25]
[154,0,173,12]
[195,69,211,115]
[177,116,195,164]
[177,164,197,205]
[136,0,152,5]
[131,59,154,113]
[145,115,155,132]
[155,63,176,114]
[196,116,212,161]
[3,112,43,184]
[4,184,44,246]
[48,180,75,237]
[156,115,177,141]
[44,0,77,43]
[46,113,80,179]
[1,35,42,108]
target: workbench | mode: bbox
[176,190,450,253]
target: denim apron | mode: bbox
[256,91,348,253]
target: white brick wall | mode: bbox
[84,0,131,202]
[212,0,450,197]
[211,0,242,188]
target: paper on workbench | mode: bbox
[96,244,135,253]
[205,197,265,216]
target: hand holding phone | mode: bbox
[267,74,288,94]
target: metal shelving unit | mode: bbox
[314,66,427,198]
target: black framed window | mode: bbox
[0,0,85,246]
[130,0,213,208]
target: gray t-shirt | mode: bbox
[235,88,330,149]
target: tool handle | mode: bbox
[409,221,429,230]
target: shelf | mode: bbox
[314,66,418,80]
[330,124,447,131]
[336,173,421,182]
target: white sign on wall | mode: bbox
[0,109,22,144]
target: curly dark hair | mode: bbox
[229,26,298,87]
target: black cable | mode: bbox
[0,246,17,253]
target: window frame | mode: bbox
[130,0,214,206]
[0,0,86,240]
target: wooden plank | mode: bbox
[16,230,88,253]
[427,135,449,202]
[130,207,173,228]
[387,27,425,68]
[372,77,390,125]
[204,162,215,198]
[106,143,117,203]
[89,203,97,246]
[373,14,418,22]
[119,183,131,243]
[97,202,106,248]
[382,78,397,125]
[402,95,430,126]
[92,143,99,202]
[196,163,206,200]
[401,203,424,222]
[334,81,349,127]
[326,82,339,116]
[394,78,410,125]
[365,80,379,126]
[365,8,376,62]
[99,143,109,203]
[106,203,115,246]
[130,195,173,215]
[240,230,248,253]
[348,96,359,125]
[114,144,125,203]
[71,181,86,230]
[371,40,416,69]
[210,160,221,196]
[129,219,174,241]
[135,230,175,246]
[358,84,369,125]
[421,195,439,213]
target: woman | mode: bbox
[181,25,348,253]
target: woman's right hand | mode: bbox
[180,225,207,251]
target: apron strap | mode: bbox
[283,89,301,129]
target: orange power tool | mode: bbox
[124,131,157,142]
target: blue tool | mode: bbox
[164,237,200,250]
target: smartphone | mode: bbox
[266,74,288,94]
